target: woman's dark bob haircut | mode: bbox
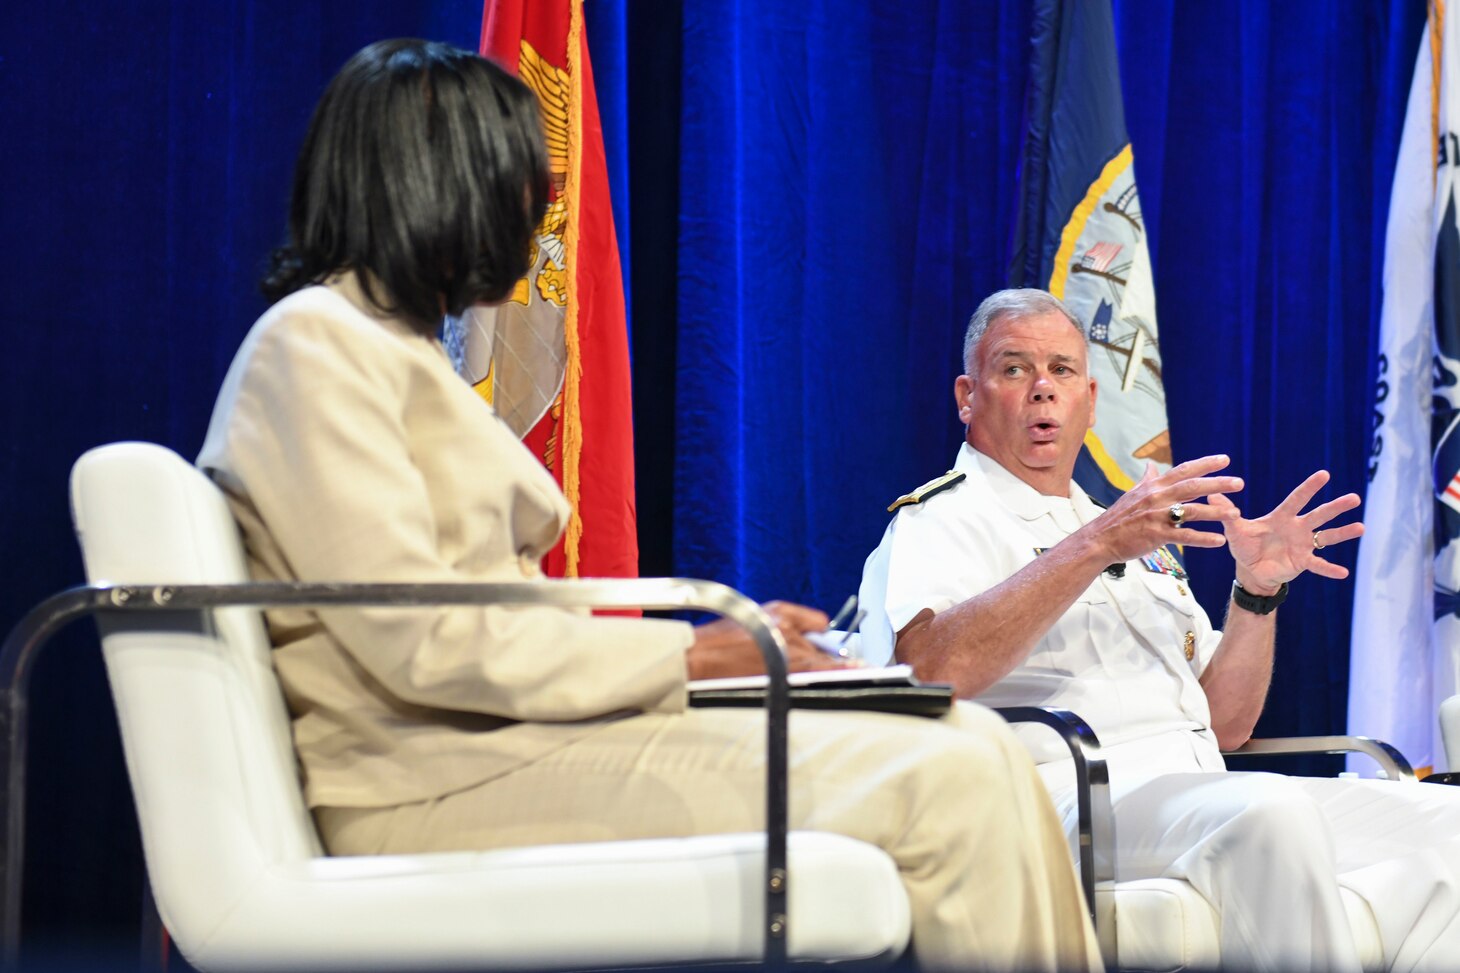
[263,39,550,334]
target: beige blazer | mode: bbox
[198,274,693,809]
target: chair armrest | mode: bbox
[1223,735,1416,782]
[995,707,1116,966]
[0,579,794,965]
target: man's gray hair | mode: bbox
[962,288,1085,375]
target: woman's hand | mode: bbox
[686,601,849,680]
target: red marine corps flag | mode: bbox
[457,0,637,581]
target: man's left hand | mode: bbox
[1211,470,1364,595]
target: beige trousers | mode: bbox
[319,701,1100,972]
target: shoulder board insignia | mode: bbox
[888,471,966,512]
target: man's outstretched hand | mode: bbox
[1214,470,1364,595]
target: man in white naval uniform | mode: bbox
[860,288,1460,972]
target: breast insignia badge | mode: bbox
[888,471,966,512]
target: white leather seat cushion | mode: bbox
[184,830,908,970]
[1109,880,1381,972]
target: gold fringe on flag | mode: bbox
[560,0,586,576]
[1434,0,1445,185]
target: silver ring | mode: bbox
[1168,503,1186,526]
[1313,531,1325,550]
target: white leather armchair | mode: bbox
[0,442,912,970]
[1441,694,1460,770]
[1007,707,1415,971]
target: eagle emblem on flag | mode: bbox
[447,39,570,441]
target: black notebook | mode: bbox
[687,665,954,718]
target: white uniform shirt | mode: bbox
[860,444,1225,768]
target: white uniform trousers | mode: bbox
[1042,736,1460,972]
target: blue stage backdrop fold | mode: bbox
[673,0,1030,606]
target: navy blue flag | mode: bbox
[1010,0,1171,509]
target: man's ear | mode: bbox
[1088,377,1098,429]
[954,374,974,422]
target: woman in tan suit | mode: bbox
[197,38,1099,972]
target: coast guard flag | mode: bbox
[448,0,639,581]
[1350,8,1460,775]
[1009,0,1170,508]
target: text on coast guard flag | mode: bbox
[1350,7,1460,774]
[445,0,639,582]
[1009,0,1170,509]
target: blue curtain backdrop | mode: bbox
[664,0,1423,747]
[0,0,1426,953]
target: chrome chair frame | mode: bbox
[994,707,1115,961]
[0,578,794,968]
[1226,736,1414,779]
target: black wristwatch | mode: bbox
[1231,580,1288,615]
